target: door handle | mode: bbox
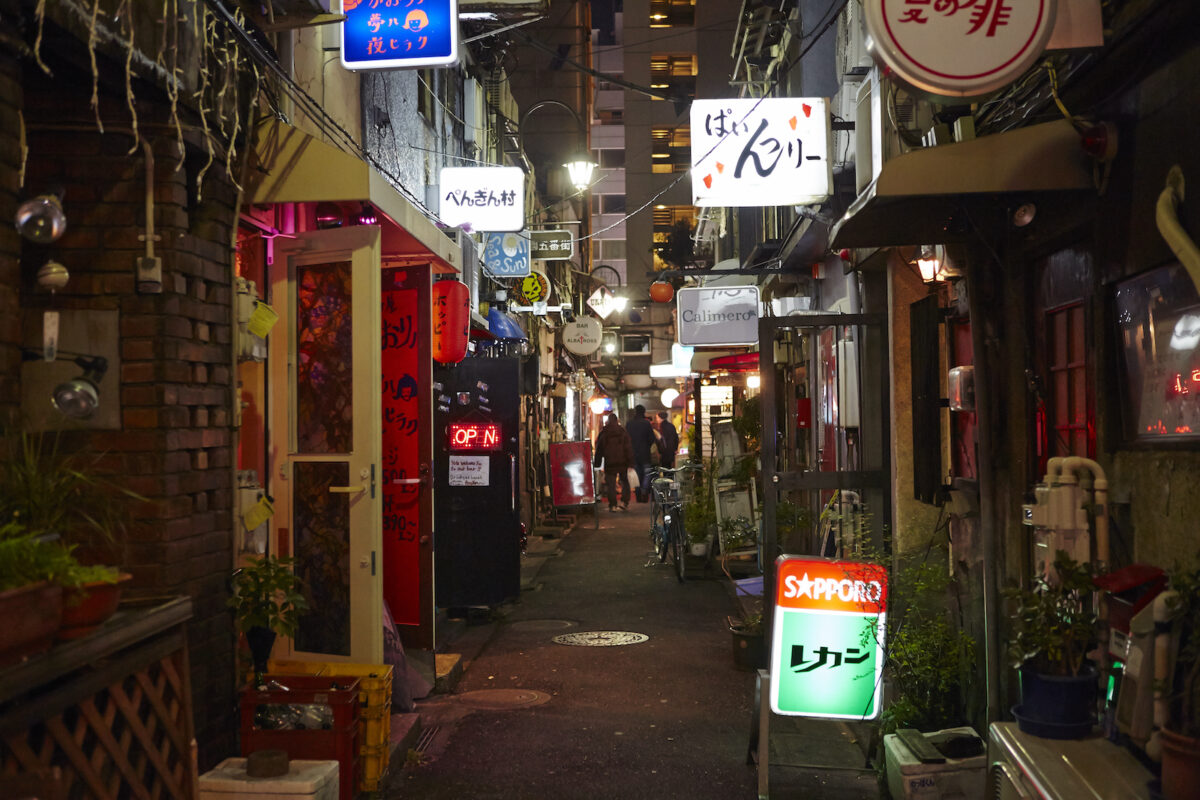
[391,478,423,486]
[329,484,367,494]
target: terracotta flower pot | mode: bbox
[0,581,63,665]
[1160,727,1200,800]
[58,573,131,640]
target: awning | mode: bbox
[829,119,1093,250]
[248,118,460,273]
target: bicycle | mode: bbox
[648,464,700,582]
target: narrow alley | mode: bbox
[389,502,759,799]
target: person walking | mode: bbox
[656,411,679,468]
[593,413,634,511]
[625,404,657,503]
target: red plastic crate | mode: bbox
[240,675,361,800]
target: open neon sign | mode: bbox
[448,422,502,451]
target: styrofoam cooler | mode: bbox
[198,758,339,800]
[884,726,987,800]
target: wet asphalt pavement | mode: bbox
[385,500,759,799]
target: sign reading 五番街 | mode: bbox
[863,0,1059,99]
[439,167,525,232]
[690,98,831,208]
[340,0,460,71]
[770,556,888,719]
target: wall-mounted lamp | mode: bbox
[22,348,108,419]
[355,203,379,226]
[746,374,761,390]
[518,100,597,192]
[564,158,599,192]
[917,245,942,283]
[660,387,680,406]
[15,189,67,243]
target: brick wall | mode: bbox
[0,37,21,424]
[9,55,241,765]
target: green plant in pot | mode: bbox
[228,554,309,679]
[1154,560,1200,800]
[0,521,87,663]
[1004,550,1099,739]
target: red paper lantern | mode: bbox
[432,280,470,364]
[649,280,674,303]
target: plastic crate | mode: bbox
[240,675,361,800]
[360,744,390,793]
[268,661,394,790]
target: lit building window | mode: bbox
[650,54,697,101]
[650,0,696,28]
[651,126,691,174]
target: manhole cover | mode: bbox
[456,689,552,710]
[509,619,577,632]
[551,631,649,647]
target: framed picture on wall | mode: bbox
[1113,262,1200,443]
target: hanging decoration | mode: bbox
[649,280,674,303]
[432,280,470,364]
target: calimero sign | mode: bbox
[770,556,888,719]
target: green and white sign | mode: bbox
[770,556,888,719]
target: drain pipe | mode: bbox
[1157,165,1200,294]
[966,251,1003,726]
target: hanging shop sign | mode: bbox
[587,286,619,320]
[863,0,1059,99]
[439,167,525,232]
[771,556,888,719]
[690,98,831,208]
[562,316,603,356]
[483,232,531,278]
[520,270,552,305]
[340,0,460,71]
[530,230,574,260]
[676,286,760,346]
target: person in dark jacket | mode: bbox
[593,413,634,510]
[656,411,679,468]
[625,404,657,502]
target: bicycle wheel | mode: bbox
[669,513,686,582]
[650,503,668,562]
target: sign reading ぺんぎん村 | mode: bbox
[863,0,1059,99]
[770,556,888,719]
[340,0,459,71]
[439,167,525,232]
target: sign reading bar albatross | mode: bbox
[676,286,760,347]
[690,98,832,208]
[340,0,460,71]
[771,556,888,719]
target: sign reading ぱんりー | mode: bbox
[770,556,888,719]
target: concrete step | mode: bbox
[433,653,462,694]
[388,711,422,758]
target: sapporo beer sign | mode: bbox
[770,556,888,719]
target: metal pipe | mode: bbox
[1156,165,1200,294]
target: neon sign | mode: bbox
[448,422,501,451]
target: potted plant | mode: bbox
[0,521,84,663]
[1004,550,1100,739]
[1155,561,1200,800]
[728,609,765,672]
[228,554,309,677]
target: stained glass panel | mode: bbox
[297,261,353,453]
[293,460,351,656]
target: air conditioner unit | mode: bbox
[987,722,1154,800]
[854,67,935,193]
[839,0,873,80]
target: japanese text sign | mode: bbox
[690,98,831,207]
[676,286,760,346]
[440,166,525,232]
[483,232,531,278]
[530,230,574,260]
[770,556,888,719]
[340,0,460,71]
[864,0,1058,98]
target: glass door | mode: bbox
[270,226,383,664]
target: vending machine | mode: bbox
[432,355,523,609]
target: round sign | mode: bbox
[561,316,603,356]
[864,0,1058,99]
[521,270,551,304]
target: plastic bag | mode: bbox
[627,467,640,489]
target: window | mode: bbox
[599,149,625,169]
[621,334,651,355]
[600,195,626,214]
[650,54,697,102]
[651,126,691,174]
[651,205,698,270]
[417,69,435,119]
[1045,303,1092,458]
[650,0,695,27]
[601,239,626,260]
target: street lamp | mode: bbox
[517,99,598,194]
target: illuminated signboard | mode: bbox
[770,556,888,719]
[448,422,502,451]
[340,0,460,71]
[439,167,525,232]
